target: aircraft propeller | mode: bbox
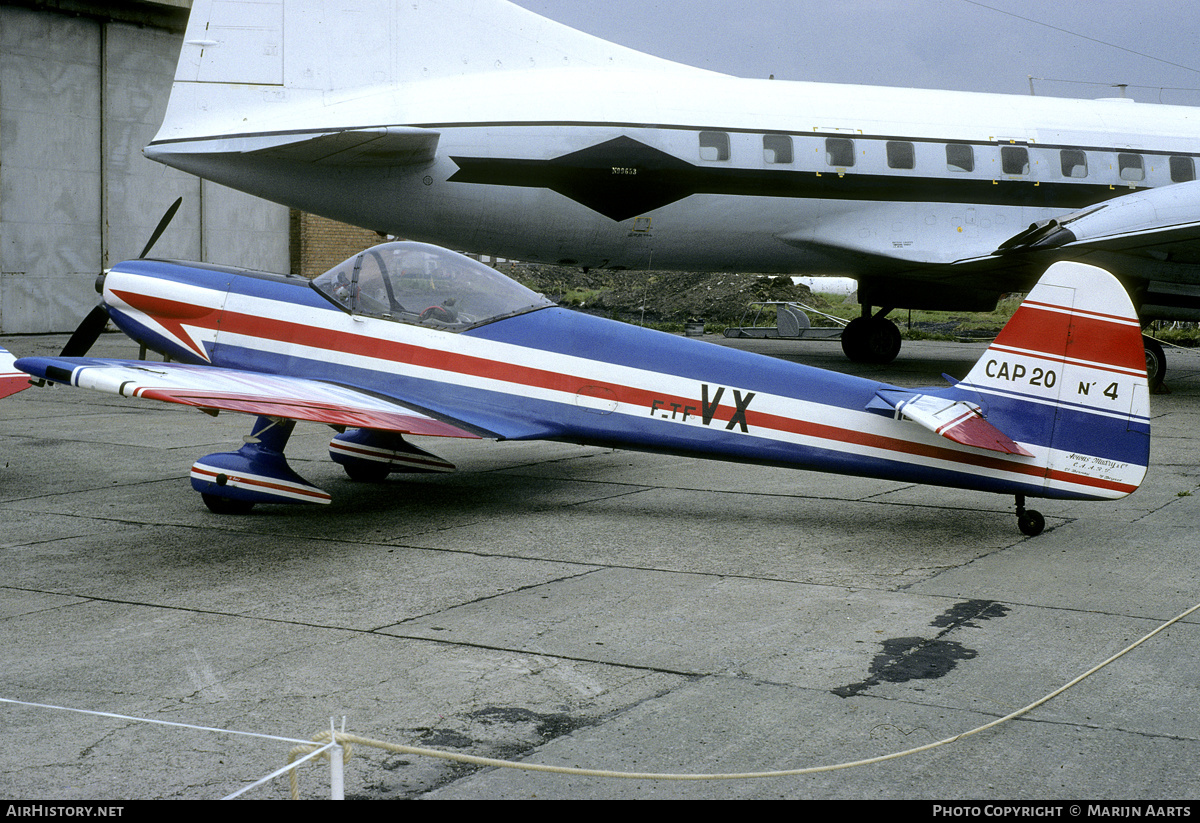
[137,196,182,260]
[59,198,182,358]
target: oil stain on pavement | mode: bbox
[832,599,1010,698]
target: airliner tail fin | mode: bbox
[155,0,700,143]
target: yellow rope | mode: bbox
[286,598,1200,798]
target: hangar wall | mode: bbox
[0,2,291,333]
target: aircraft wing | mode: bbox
[0,347,31,400]
[780,181,1200,315]
[984,181,1200,314]
[995,180,1200,257]
[869,389,1033,456]
[14,357,487,439]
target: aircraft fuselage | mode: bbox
[85,247,1146,504]
[147,68,1200,312]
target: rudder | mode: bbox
[958,261,1150,500]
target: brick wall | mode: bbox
[291,211,386,277]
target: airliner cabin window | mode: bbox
[1001,146,1030,175]
[825,137,855,168]
[699,131,730,161]
[763,134,793,164]
[1170,155,1195,183]
[946,143,974,172]
[1060,150,1088,178]
[886,141,915,169]
[1118,153,1144,182]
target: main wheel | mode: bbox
[841,316,902,364]
[841,317,869,361]
[201,493,255,515]
[343,462,390,483]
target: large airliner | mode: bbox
[144,0,1200,379]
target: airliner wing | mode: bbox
[973,180,1200,313]
[778,180,1200,314]
[14,357,488,439]
[995,179,1200,257]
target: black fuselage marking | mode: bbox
[449,135,1152,221]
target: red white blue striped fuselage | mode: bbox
[20,242,1145,515]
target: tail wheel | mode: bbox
[1017,509,1045,537]
[1015,494,1045,536]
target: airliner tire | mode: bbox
[1143,335,1165,392]
[842,316,901,364]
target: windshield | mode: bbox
[312,241,553,329]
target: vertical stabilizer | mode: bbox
[959,261,1150,499]
[155,0,707,142]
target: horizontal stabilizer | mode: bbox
[15,357,488,439]
[870,390,1033,456]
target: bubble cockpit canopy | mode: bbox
[312,242,553,330]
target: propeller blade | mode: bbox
[58,198,182,359]
[59,305,111,358]
[138,197,183,259]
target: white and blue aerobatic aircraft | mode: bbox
[4,240,1149,536]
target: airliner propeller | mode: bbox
[59,198,182,358]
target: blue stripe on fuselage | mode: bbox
[466,307,888,411]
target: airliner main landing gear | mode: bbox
[841,306,901,365]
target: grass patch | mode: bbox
[559,287,603,307]
[813,293,1024,341]
[1148,323,1200,348]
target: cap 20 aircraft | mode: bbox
[2,225,1149,535]
[143,0,1200,383]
